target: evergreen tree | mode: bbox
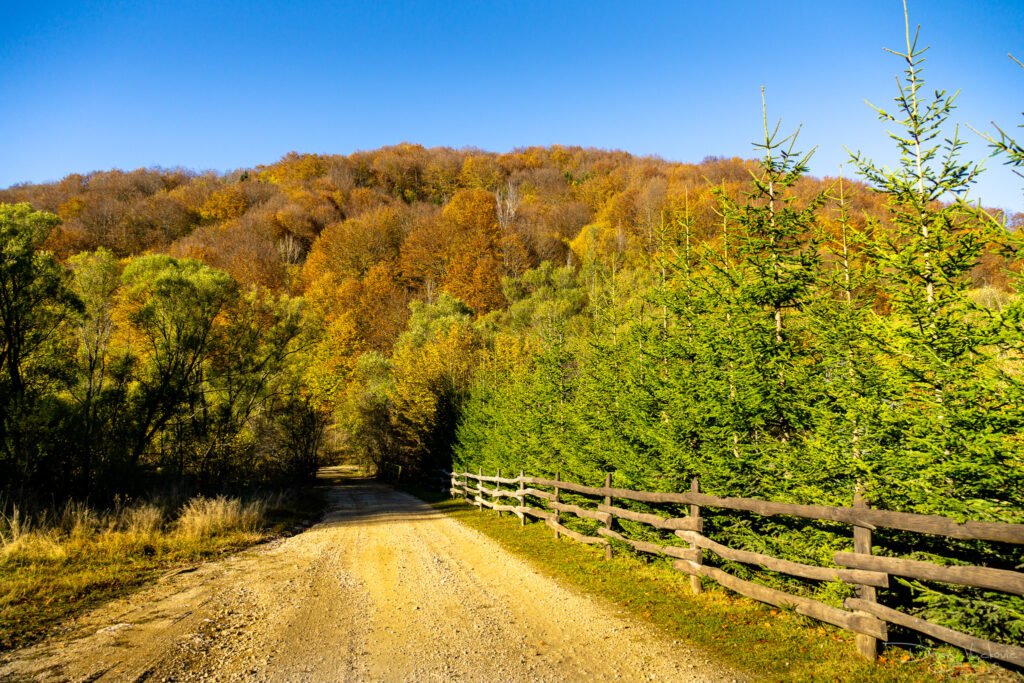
[849,5,1015,519]
[704,93,826,501]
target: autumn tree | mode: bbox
[442,187,526,313]
[387,294,481,473]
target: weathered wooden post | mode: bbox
[688,477,703,595]
[604,472,614,560]
[518,470,526,526]
[852,489,879,660]
[553,472,561,539]
[477,467,483,511]
[496,468,503,517]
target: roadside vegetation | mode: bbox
[448,13,1024,653]
[0,490,325,651]
[412,487,1019,683]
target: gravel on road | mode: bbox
[0,475,741,682]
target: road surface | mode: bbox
[0,471,739,682]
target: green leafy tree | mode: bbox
[67,248,122,492]
[180,289,306,487]
[455,263,590,477]
[116,255,238,472]
[388,294,481,473]
[0,203,80,491]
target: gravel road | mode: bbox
[0,472,740,682]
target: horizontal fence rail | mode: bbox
[446,469,1024,668]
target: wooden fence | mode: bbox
[447,469,1024,668]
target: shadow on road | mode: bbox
[313,465,451,528]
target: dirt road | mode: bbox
[0,473,740,682]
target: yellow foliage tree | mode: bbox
[199,185,248,221]
[386,295,481,471]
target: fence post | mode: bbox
[553,472,561,539]
[477,467,483,511]
[688,477,703,595]
[604,472,613,560]
[518,470,526,526]
[852,489,879,660]
[496,469,503,517]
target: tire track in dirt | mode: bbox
[0,473,741,682]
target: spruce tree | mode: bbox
[849,4,1014,520]
[710,91,826,502]
[850,3,1023,644]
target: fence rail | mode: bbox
[446,469,1024,668]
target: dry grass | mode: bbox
[0,497,263,566]
[174,496,265,539]
[0,490,322,651]
[0,507,31,547]
[124,504,164,535]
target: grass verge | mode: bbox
[0,488,326,652]
[404,483,1020,683]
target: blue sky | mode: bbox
[2,1,1022,212]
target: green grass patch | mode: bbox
[0,488,326,652]
[406,484,1019,683]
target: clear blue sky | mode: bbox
[2,1,1022,212]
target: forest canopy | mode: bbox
[1,135,1021,503]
